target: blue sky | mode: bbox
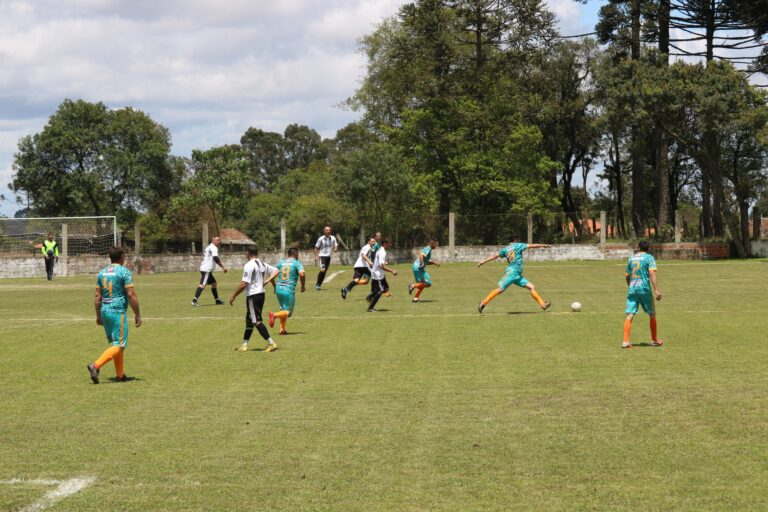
[0,0,601,217]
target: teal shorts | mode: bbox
[498,269,528,291]
[625,289,655,315]
[276,287,296,316]
[412,264,432,286]
[102,310,129,347]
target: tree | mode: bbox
[240,128,286,192]
[11,99,177,223]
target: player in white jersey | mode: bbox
[341,237,376,300]
[313,225,338,290]
[230,246,280,352]
[192,236,227,306]
[366,238,398,312]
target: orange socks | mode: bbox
[94,345,122,370]
[623,318,632,343]
[113,349,125,378]
[413,282,426,299]
[530,290,546,307]
[650,317,658,342]
[274,311,289,331]
[482,288,503,305]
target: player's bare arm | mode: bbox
[528,244,551,249]
[382,263,398,276]
[94,286,103,325]
[126,286,142,327]
[300,271,306,293]
[650,270,662,300]
[229,281,247,305]
[477,253,499,267]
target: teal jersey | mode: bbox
[413,246,432,268]
[275,258,304,291]
[97,263,134,313]
[371,242,381,257]
[498,242,527,274]
[625,252,657,292]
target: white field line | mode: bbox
[0,477,96,512]
[322,270,345,283]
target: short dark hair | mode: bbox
[246,245,259,256]
[287,247,298,257]
[638,240,650,252]
[381,238,391,245]
[108,246,124,263]
[509,234,520,242]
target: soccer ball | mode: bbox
[570,301,582,312]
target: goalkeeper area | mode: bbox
[0,216,118,256]
[1,260,767,510]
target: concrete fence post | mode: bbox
[600,211,606,244]
[675,210,683,243]
[135,224,141,257]
[61,223,68,278]
[527,213,533,244]
[448,212,455,252]
[202,223,209,250]
[280,218,286,253]
[360,224,365,247]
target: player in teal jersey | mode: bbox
[268,247,306,335]
[622,240,663,349]
[408,238,440,303]
[477,235,551,313]
[87,246,142,384]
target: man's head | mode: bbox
[108,246,125,264]
[374,231,382,242]
[638,240,650,252]
[47,232,54,241]
[211,236,221,246]
[368,237,376,247]
[287,247,299,258]
[323,226,332,236]
[428,237,438,249]
[509,234,520,243]
[381,238,391,248]
[246,245,259,258]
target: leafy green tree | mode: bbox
[240,128,286,192]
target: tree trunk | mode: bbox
[612,130,627,238]
[740,201,751,257]
[701,173,712,237]
[704,0,723,237]
[656,130,670,228]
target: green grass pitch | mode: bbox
[1,260,767,511]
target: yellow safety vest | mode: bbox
[41,240,59,257]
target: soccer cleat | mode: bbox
[191,299,200,307]
[265,342,278,353]
[215,299,225,305]
[279,330,287,336]
[542,301,552,311]
[412,298,419,303]
[268,311,276,328]
[622,342,632,349]
[315,285,321,291]
[115,375,133,382]
[367,308,378,313]
[651,339,664,347]
[408,283,414,295]
[87,363,100,384]
[384,291,391,297]
[478,302,485,314]
[235,343,249,352]
[366,295,372,305]
[341,288,348,300]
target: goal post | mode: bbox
[0,216,119,259]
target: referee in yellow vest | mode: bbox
[38,232,59,280]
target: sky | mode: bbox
[0,0,603,217]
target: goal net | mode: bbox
[0,216,118,256]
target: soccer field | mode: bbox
[1,260,767,511]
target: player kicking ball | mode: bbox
[477,236,551,313]
[622,240,663,349]
[408,237,440,303]
[268,247,306,335]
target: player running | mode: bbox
[192,236,227,306]
[366,238,398,312]
[313,225,338,290]
[408,238,440,303]
[477,236,551,313]
[87,246,142,384]
[341,237,376,300]
[230,246,280,352]
[622,240,663,349]
[268,247,306,335]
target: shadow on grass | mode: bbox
[629,342,664,348]
[277,331,305,336]
[105,376,142,383]
[506,311,543,315]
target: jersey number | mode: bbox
[281,266,291,280]
[102,277,113,297]
[630,261,641,279]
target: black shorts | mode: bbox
[246,293,265,325]
[199,271,217,286]
[353,267,371,282]
[371,278,389,294]
[319,256,331,272]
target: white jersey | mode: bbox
[315,235,338,257]
[200,243,219,272]
[354,244,373,269]
[241,258,278,296]
[371,247,387,280]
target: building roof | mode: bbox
[219,228,255,245]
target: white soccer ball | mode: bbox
[571,301,582,312]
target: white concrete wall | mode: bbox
[0,244,637,279]
[752,240,768,257]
